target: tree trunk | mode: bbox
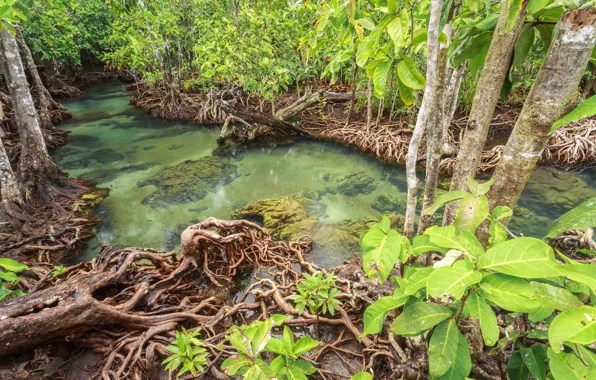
[485,8,596,227]
[15,29,55,133]
[444,0,526,225]
[366,78,373,128]
[0,134,21,208]
[403,0,443,238]
[441,63,465,156]
[345,54,359,126]
[0,28,73,202]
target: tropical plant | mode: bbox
[51,265,68,277]
[359,178,596,379]
[162,327,209,377]
[288,271,343,317]
[0,257,27,301]
[221,314,320,380]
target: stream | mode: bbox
[52,81,596,267]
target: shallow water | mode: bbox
[53,81,596,264]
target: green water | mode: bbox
[53,81,596,264]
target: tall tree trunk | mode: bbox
[0,134,22,208]
[485,8,596,228]
[15,29,55,133]
[418,26,449,233]
[366,78,373,128]
[441,63,465,156]
[345,54,359,126]
[0,29,73,202]
[403,0,443,238]
[443,0,526,224]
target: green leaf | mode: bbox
[478,237,560,278]
[475,14,499,31]
[520,344,547,380]
[546,197,596,237]
[397,75,414,107]
[559,263,596,291]
[551,96,596,133]
[350,372,373,380]
[424,226,484,258]
[466,176,493,197]
[427,260,482,300]
[410,235,447,257]
[397,57,425,90]
[362,290,408,336]
[465,0,482,12]
[547,348,596,380]
[452,32,492,67]
[404,267,434,295]
[361,226,402,284]
[513,25,535,72]
[0,258,27,272]
[531,282,582,311]
[535,24,553,54]
[436,334,472,380]
[0,271,18,283]
[245,358,276,380]
[466,291,499,346]
[251,318,273,356]
[548,306,596,353]
[292,360,316,375]
[454,194,489,233]
[390,302,452,336]
[428,319,461,378]
[505,0,525,33]
[387,16,405,48]
[292,336,320,356]
[507,351,530,380]
[492,206,513,221]
[373,60,392,99]
[422,191,469,216]
[480,274,540,313]
[527,0,549,14]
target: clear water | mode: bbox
[53,81,596,264]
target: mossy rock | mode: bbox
[139,156,238,209]
[372,193,407,214]
[88,148,125,164]
[336,171,378,196]
[80,162,159,184]
[509,206,551,236]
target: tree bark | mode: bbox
[366,78,373,128]
[485,8,596,227]
[15,29,55,133]
[403,0,443,238]
[444,0,526,225]
[0,28,71,202]
[345,54,359,126]
[0,133,21,208]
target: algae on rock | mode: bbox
[372,193,407,214]
[139,155,238,209]
[336,171,378,196]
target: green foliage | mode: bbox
[550,96,596,133]
[0,257,27,301]
[288,271,343,317]
[547,197,596,238]
[221,315,319,380]
[162,327,208,377]
[51,265,68,277]
[0,0,26,34]
[359,178,596,379]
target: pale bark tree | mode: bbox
[0,28,74,202]
[403,0,443,238]
[444,0,526,224]
[0,134,22,209]
[486,8,596,226]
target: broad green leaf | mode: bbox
[492,206,513,221]
[437,334,472,380]
[404,267,434,295]
[291,360,316,375]
[350,372,373,380]
[361,226,402,284]
[466,291,499,346]
[466,176,494,197]
[559,263,596,291]
[265,337,287,356]
[551,96,596,133]
[549,306,596,353]
[424,226,484,258]
[251,318,273,356]
[454,194,489,233]
[292,336,320,356]
[427,260,482,300]
[0,258,27,272]
[465,0,482,12]
[410,235,447,257]
[397,57,425,90]
[0,283,18,301]
[362,290,408,336]
[428,319,461,378]
[535,24,553,53]
[547,348,596,380]
[531,282,582,311]
[527,0,549,14]
[475,14,499,31]
[489,221,507,246]
[397,75,414,107]
[507,351,530,380]
[373,60,392,99]
[0,271,18,283]
[390,302,452,336]
[387,16,406,48]
[452,32,492,67]
[245,358,276,380]
[505,0,525,33]
[513,25,535,71]
[478,237,560,278]
[480,274,540,313]
[546,197,596,237]
[520,344,547,380]
[422,191,469,216]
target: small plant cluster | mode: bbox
[161,327,209,377]
[359,177,596,379]
[289,271,343,317]
[0,258,27,301]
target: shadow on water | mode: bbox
[53,80,596,267]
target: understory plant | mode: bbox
[221,314,320,380]
[0,258,27,301]
[288,271,343,318]
[360,177,596,379]
[162,327,209,377]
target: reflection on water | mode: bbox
[53,81,596,264]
